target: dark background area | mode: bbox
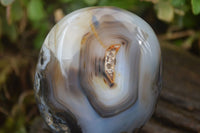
[0,0,200,133]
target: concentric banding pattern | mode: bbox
[79,15,140,117]
[34,7,162,133]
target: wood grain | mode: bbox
[141,42,200,133]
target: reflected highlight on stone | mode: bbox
[34,7,162,133]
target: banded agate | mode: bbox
[34,7,162,133]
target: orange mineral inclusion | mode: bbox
[104,44,121,86]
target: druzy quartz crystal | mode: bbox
[34,7,162,133]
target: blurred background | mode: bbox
[0,0,200,133]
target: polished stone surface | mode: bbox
[34,7,162,133]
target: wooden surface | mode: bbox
[32,43,200,133]
[141,43,200,133]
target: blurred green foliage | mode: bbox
[0,0,200,133]
[191,0,200,15]
[0,0,200,50]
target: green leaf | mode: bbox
[8,25,18,42]
[68,0,86,12]
[99,0,138,9]
[2,18,18,41]
[156,1,174,22]
[59,0,72,3]
[20,0,29,6]
[11,1,23,22]
[27,0,46,21]
[191,0,200,15]
[84,0,98,5]
[171,0,185,7]
[0,0,15,6]
[34,32,45,49]
[33,22,49,49]
[182,13,197,28]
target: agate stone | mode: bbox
[34,7,162,133]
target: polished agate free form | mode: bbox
[34,7,162,133]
